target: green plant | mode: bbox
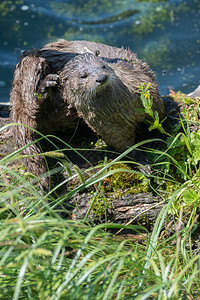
[0,112,200,299]
[138,83,168,135]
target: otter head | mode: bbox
[59,53,118,108]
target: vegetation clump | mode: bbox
[0,90,200,298]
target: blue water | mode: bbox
[0,0,200,102]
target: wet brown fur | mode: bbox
[10,39,165,181]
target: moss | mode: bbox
[102,163,150,194]
[88,193,111,217]
[169,91,200,122]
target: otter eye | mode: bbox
[81,73,88,79]
[102,65,106,69]
[95,50,100,57]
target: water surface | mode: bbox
[0,0,200,102]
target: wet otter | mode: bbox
[10,39,165,182]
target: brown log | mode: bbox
[71,192,163,230]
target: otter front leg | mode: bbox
[37,74,59,102]
[130,149,151,175]
[109,133,151,175]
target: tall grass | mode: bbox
[0,122,200,299]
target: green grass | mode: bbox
[0,95,200,299]
[0,196,199,299]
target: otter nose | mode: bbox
[96,74,108,84]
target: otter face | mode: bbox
[80,67,108,88]
[78,60,110,91]
[60,54,118,107]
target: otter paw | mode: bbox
[39,74,59,93]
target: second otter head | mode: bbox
[59,53,117,106]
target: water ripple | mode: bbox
[78,9,140,25]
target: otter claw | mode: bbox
[38,74,59,97]
[44,74,59,88]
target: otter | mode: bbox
[10,39,165,184]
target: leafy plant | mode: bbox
[138,83,168,135]
[1,90,200,298]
